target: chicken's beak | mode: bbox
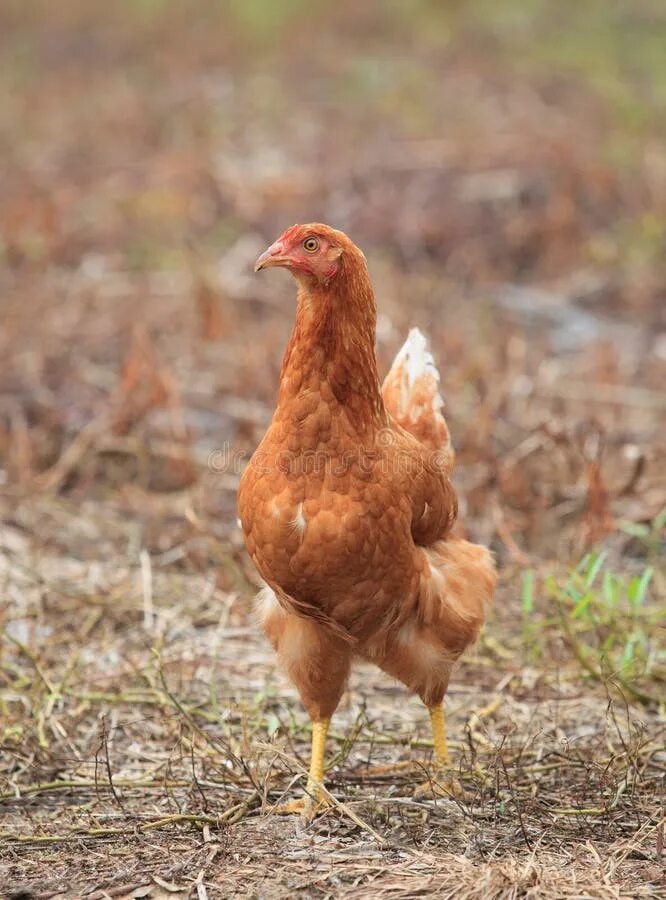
[254,241,289,273]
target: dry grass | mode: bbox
[1,513,663,896]
[1,2,665,897]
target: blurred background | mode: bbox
[1,0,664,554]
[1,1,664,893]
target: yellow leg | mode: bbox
[306,718,329,799]
[428,705,449,767]
[414,704,463,799]
[361,707,450,780]
[270,718,330,818]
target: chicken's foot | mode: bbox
[269,719,330,820]
[414,704,465,799]
[360,705,455,781]
[358,759,420,778]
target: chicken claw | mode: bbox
[268,795,330,822]
[413,768,466,800]
[358,760,420,779]
[268,719,331,821]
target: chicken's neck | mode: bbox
[278,263,388,435]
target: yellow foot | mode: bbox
[267,719,332,822]
[413,769,466,800]
[268,795,328,821]
[358,760,419,779]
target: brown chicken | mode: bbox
[238,224,496,814]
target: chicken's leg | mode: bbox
[360,704,451,780]
[270,718,330,818]
[357,644,454,782]
[307,718,329,793]
[428,704,449,766]
[414,701,465,798]
[262,607,350,819]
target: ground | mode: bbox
[0,2,664,898]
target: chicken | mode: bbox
[238,223,496,815]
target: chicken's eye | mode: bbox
[303,237,319,253]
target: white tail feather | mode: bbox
[384,327,444,416]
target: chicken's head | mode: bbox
[254,223,349,286]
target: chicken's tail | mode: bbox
[382,327,451,451]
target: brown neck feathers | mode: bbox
[278,252,387,432]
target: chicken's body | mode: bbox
[238,224,496,812]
